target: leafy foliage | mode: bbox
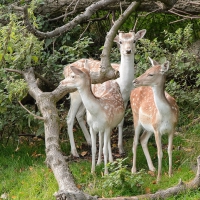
[102,158,144,196]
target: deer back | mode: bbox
[63,58,119,78]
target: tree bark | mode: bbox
[98,155,200,200]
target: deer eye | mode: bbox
[148,73,153,77]
[119,41,122,44]
[71,75,75,78]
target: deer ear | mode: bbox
[84,59,90,71]
[148,57,159,66]
[160,61,169,74]
[70,66,84,76]
[135,29,146,41]
[113,35,119,44]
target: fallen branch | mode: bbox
[98,156,200,200]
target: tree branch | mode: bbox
[22,0,121,39]
[18,101,45,120]
[98,1,141,78]
[5,68,24,75]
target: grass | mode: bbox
[1,121,200,200]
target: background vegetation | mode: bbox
[0,0,200,199]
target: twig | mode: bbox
[18,133,45,140]
[4,68,23,75]
[169,18,189,24]
[18,101,45,121]
[111,11,116,25]
[90,12,111,22]
[169,9,200,19]
[188,1,200,5]
[172,8,194,16]
[138,8,161,17]
[132,18,138,32]
[120,1,123,15]
[78,21,91,40]
[63,0,80,21]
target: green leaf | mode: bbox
[31,55,38,63]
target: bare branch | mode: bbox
[78,21,91,40]
[169,8,200,19]
[132,18,138,32]
[18,101,45,121]
[63,0,81,21]
[188,1,200,5]
[89,11,111,22]
[5,68,23,75]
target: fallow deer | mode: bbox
[130,58,179,182]
[60,61,125,174]
[64,30,146,158]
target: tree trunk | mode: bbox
[23,68,97,200]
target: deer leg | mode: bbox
[108,135,113,163]
[117,101,128,155]
[103,128,111,175]
[118,117,125,154]
[76,103,91,145]
[168,132,174,177]
[90,127,97,174]
[140,131,155,172]
[67,92,82,157]
[154,131,163,182]
[97,131,103,165]
[132,122,142,173]
[97,131,113,165]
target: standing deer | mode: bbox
[60,61,125,174]
[130,58,179,182]
[64,29,146,157]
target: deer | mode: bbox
[130,57,179,182]
[60,60,125,174]
[63,59,119,158]
[63,29,146,158]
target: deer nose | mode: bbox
[132,79,138,86]
[126,49,132,54]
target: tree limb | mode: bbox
[22,0,121,39]
[18,101,45,121]
[98,1,140,78]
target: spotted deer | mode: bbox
[130,58,179,182]
[60,61,125,174]
[63,29,146,158]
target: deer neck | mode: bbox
[152,81,171,117]
[116,54,135,102]
[78,85,100,116]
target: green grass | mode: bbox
[1,123,200,200]
[0,139,58,200]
